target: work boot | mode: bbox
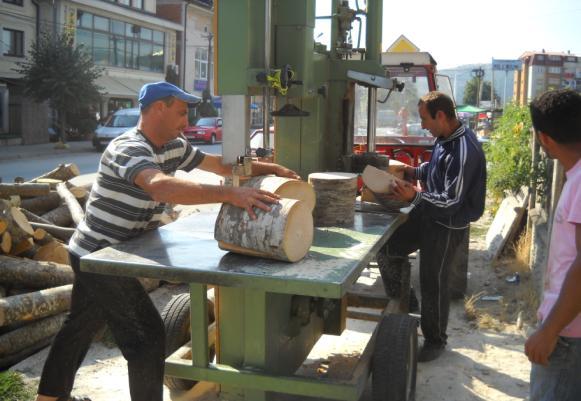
[417,340,446,363]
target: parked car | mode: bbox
[183,117,223,144]
[250,126,275,157]
[92,108,140,151]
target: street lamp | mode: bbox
[202,29,213,95]
[471,67,485,108]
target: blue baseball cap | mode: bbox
[138,81,201,110]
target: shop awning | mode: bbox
[96,75,159,98]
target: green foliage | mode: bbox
[15,32,102,140]
[484,102,547,206]
[463,78,500,106]
[0,371,35,401]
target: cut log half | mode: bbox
[362,165,399,194]
[244,176,316,211]
[215,198,313,262]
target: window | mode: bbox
[75,10,164,72]
[548,67,562,74]
[2,29,24,57]
[195,48,209,80]
[108,0,143,10]
[3,0,23,5]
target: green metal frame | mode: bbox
[81,210,406,401]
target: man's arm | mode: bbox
[134,169,279,219]
[525,223,581,365]
[195,154,300,179]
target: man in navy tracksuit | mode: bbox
[381,91,486,362]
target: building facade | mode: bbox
[513,51,581,105]
[0,0,196,144]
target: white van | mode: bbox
[93,108,140,151]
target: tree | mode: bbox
[463,79,500,106]
[15,33,102,142]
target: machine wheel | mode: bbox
[372,314,418,401]
[161,292,215,396]
[209,134,216,145]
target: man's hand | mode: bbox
[389,164,415,182]
[274,165,301,180]
[229,187,280,220]
[390,179,418,202]
[525,327,558,366]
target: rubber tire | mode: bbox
[372,314,418,401]
[161,292,215,396]
[209,134,216,145]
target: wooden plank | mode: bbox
[485,187,529,260]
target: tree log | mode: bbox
[215,198,313,262]
[20,192,61,215]
[56,183,84,226]
[34,178,63,190]
[10,238,35,256]
[33,241,70,265]
[0,200,34,253]
[0,232,10,254]
[0,337,52,370]
[33,228,56,246]
[0,217,6,235]
[29,222,74,242]
[0,255,74,289]
[243,175,316,211]
[0,183,51,198]
[29,163,80,183]
[308,172,358,227]
[0,284,72,327]
[41,204,73,227]
[0,313,67,357]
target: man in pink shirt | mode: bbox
[525,89,581,401]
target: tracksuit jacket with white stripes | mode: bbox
[411,124,486,229]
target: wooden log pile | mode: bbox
[0,163,160,368]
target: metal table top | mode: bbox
[81,210,406,298]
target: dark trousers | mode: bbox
[378,208,469,345]
[38,253,165,401]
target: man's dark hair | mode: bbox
[530,89,581,144]
[418,91,456,119]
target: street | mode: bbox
[0,142,222,182]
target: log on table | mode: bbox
[29,222,74,242]
[0,255,74,289]
[0,284,72,327]
[0,232,10,254]
[29,163,80,183]
[56,183,84,226]
[33,241,70,265]
[41,204,73,227]
[308,172,358,227]
[20,192,61,215]
[0,313,66,357]
[243,175,316,211]
[32,228,55,246]
[215,198,313,262]
[0,183,51,198]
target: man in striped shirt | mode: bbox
[379,91,486,362]
[35,82,299,401]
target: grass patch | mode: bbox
[0,371,35,401]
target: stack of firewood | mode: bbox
[0,163,164,369]
[0,163,86,368]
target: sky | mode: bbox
[315,0,581,69]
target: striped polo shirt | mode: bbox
[69,128,205,257]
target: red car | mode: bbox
[183,117,223,144]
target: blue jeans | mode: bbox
[530,336,581,401]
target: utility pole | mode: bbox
[471,67,485,107]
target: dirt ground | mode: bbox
[11,205,534,401]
